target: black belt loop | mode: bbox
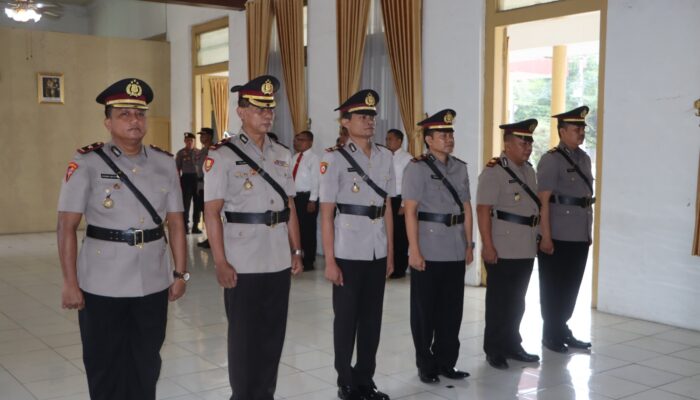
[86,225,165,247]
[417,211,465,227]
[550,194,596,208]
[224,208,290,227]
[494,210,540,227]
[336,203,386,219]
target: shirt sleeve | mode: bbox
[57,154,90,213]
[401,162,423,203]
[166,157,185,212]
[309,152,320,201]
[385,153,396,198]
[203,149,227,202]
[319,152,339,203]
[476,167,500,206]
[461,167,471,203]
[536,153,558,192]
[282,150,296,197]
[175,150,183,171]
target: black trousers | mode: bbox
[538,240,589,341]
[410,260,465,373]
[193,181,204,229]
[225,268,291,400]
[390,196,409,277]
[79,289,169,400]
[483,258,534,356]
[333,257,387,388]
[180,173,198,226]
[293,191,318,269]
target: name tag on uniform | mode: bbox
[236,161,248,165]
[430,174,440,180]
[508,179,517,183]
[567,168,576,172]
[100,173,119,179]
[347,168,357,172]
[274,160,288,167]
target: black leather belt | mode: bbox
[494,210,540,227]
[86,225,165,247]
[550,195,595,208]
[418,211,465,227]
[337,203,386,219]
[225,208,290,226]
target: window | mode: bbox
[197,27,229,67]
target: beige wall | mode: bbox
[0,27,170,234]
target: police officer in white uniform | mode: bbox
[320,89,395,400]
[477,119,541,370]
[537,106,594,353]
[291,130,320,270]
[385,128,412,278]
[57,78,188,400]
[203,75,303,400]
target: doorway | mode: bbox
[484,0,607,308]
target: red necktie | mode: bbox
[292,152,303,180]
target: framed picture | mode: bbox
[37,73,64,104]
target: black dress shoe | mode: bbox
[357,385,390,400]
[418,370,440,384]
[389,273,405,279]
[439,367,470,379]
[564,335,592,349]
[506,349,540,363]
[542,338,568,353]
[338,385,362,400]
[486,354,509,370]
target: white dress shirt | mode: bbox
[292,148,320,201]
[392,148,413,196]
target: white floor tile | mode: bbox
[658,375,700,400]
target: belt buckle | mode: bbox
[450,214,458,227]
[132,229,145,248]
[269,211,279,227]
[374,206,382,220]
[582,197,592,208]
[531,215,541,227]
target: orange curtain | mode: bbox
[246,0,274,79]
[274,0,308,133]
[209,77,229,137]
[693,154,700,256]
[381,0,423,156]
[336,0,371,105]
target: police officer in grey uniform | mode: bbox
[320,89,395,400]
[477,119,541,370]
[402,109,474,384]
[203,75,303,400]
[176,132,199,233]
[57,78,189,400]
[537,106,594,353]
[193,127,214,236]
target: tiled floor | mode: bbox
[1,232,700,400]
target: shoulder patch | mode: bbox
[325,144,343,152]
[210,137,231,150]
[485,157,500,168]
[149,144,174,157]
[452,156,467,165]
[77,142,104,154]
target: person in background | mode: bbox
[176,132,199,234]
[292,130,321,271]
[385,128,412,278]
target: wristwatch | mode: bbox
[173,270,190,282]
[468,241,476,249]
[291,249,304,257]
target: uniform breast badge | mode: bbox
[244,178,254,190]
[352,182,360,193]
[514,192,521,201]
[103,195,114,209]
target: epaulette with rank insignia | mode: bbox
[485,157,500,168]
[210,137,231,150]
[77,142,104,154]
[149,144,174,157]
[411,154,427,163]
[547,147,558,154]
[325,144,343,152]
[452,156,467,165]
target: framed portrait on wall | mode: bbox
[38,73,64,104]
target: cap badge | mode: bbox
[262,79,274,95]
[444,112,454,124]
[126,80,143,97]
[365,93,376,106]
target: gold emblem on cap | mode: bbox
[261,79,274,95]
[444,112,454,124]
[529,123,536,132]
[365,93,376,106]
[126,80,143,97]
